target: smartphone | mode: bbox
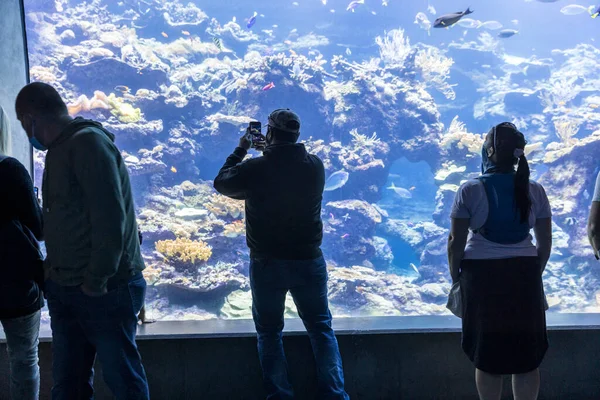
[248,121,262,146]
[34,187,39,198]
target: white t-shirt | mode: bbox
[450,179,552,260]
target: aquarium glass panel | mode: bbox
[23,0,600,325]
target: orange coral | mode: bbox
[205,194,245,218]
[155,238,212,265]
[67,91,110,116]
[223,220,245,238]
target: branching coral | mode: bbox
[554,118,581,144]
[349,129,381,148]
[375,29,411,67]
[538,77,582,111]
[30,66,58,83]
[223,220,246,238]
[155,238,212,265]
[205,194,245,219]
[323,81,360,112]
[415,46,456,100]
[440,116,483,154]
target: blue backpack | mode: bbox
[472,174,530,245]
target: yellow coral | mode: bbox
[223,220,246,238]
[155,238,212,265]
[106,93,142,123]
[205,194,245,218]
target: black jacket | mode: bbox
[42,118,145,292]
[214,144,324,260]
[0,156,44,319]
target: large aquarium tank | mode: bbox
[22,0,600,323]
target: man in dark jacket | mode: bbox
[15,82,149,400]
[214,109,349,400]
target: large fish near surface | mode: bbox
[324,170,349,191]
[434,7,474,28]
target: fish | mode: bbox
[478,20,503,30]
[592,5,600,17]
[345,47,352,55]
[346,0,364,12]
[262,82,276,91]
[427,4,437,15]
[181,30,190,36]
[322,0,327,4]
[409,186,416,191]
[330,9,336,13]
[512,19,519,25]
[247,11,258,29]
[233,16,237,23]
[324,170,350,191]
[434,8,474,28]
[498,29,519,38]
[292,1,299,5]
[560,4,595,15]
[115,85,130,93]
[170,166,177,173]
[414,12,432,35]
[341,233,350,239]
[590,103,600,109]
[161,32,168,38]
[387,183,412,199]
[410,263,419,274]
[382,0,388,5]
[456,18,480,28]
[213,37,223,51]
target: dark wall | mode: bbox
[0,329,598,399]
[0,0,30,168]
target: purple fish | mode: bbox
[247,11,258,29]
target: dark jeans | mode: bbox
[45,273,149,400]
[250,256,349,400]
[1,310,41,400]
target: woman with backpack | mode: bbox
[0,105,44,400]
[447,122,553,400]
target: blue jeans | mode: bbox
[250,256,349,400]
[45,273,149,400]
[1,310,41,400]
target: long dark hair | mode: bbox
[489,122,531,223]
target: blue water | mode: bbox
[23,0,600,319]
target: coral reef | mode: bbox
[155,238,213,267]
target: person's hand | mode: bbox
[80,283,107,297]
[254,134,267,152]
[138,305,156,324]
[238,129,252,151]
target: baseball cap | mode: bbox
[267,108,301,134]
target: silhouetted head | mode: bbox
[0,106,11,156]
[483,122,527,170]
[265,108,301,146]
[15,82,71,150]
[482,122,531,223]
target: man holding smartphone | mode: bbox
[214,109,349,400]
